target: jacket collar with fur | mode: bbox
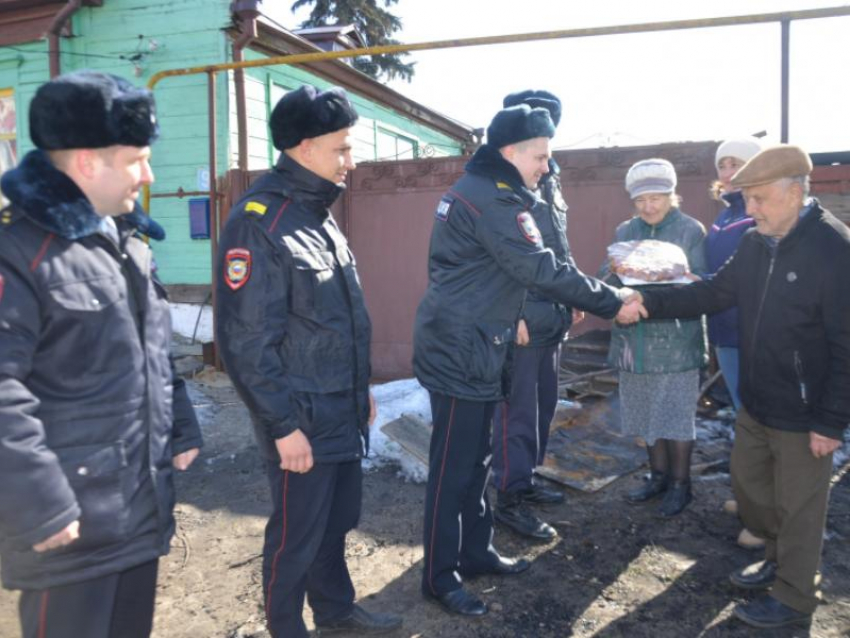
[1,149,161,240]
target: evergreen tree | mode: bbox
[291,0,415,82]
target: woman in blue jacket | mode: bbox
[705,138,761,411]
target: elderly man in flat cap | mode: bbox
[215,85,401,637]
[413,102,643,617]
[628,144,850,629]
[0,70,202,638]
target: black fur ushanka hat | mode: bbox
[486,104,555,149]
[503,89,562,128]
[30,70,158,149]
[270,85,359,150]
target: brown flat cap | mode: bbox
[730,144,813,188]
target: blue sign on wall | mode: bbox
[188,197,210,239]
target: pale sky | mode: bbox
[262,0,850,153]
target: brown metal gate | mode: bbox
[345,156,467,379]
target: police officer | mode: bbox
[492,90,574,542]
[414,104,642,616]
[215,85,402,638]
[0,70,202,638]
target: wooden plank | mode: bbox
[380,413,431,467]
[165,284,210,304]
[559,367,616,386]
[563,340,610,354]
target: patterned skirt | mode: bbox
[618,369,699,444]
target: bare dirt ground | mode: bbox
[2,375,848,638]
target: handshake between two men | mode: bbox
[615,288,649,325]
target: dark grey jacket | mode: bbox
[642,200,850,441]
[215,155,372,463]
[0,150,202,590]
[413,145,623,402]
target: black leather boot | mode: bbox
[315,604,404,634]
[518,479,565,505]
[729,560,777,590]
[657,479,692,517]
[423,588,488,617]
[494,491,557,541]
[732,594,812,628]
[626,470,668,503]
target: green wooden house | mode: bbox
[0,0,474,288]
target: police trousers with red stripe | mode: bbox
[262,460,360,638]
[18,559,158,638]
[422,393,501,596]
[492,344,560,494]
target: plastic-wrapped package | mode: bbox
[607,239,690,284]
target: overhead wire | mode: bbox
[2,44,130,63]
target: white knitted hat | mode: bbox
[715,138,762,168]
[625,158,677,198]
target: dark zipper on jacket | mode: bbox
[748,250,776,390]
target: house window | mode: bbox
[352,117,376,163]
[0,88,16,207]
[376,127,418,161]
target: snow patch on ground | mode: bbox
[171,303,213,343]
[365,378,431,483]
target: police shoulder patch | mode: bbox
[435,196,453,222]
[224,248,252,291]
[516,211,543,246]
[496,180,514,191]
